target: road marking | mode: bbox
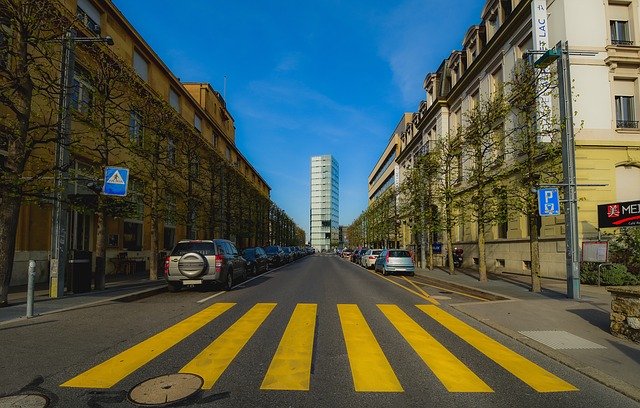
[261,304,317,391]
[401,276,440,305]
[180,303,276,389]
[409,279,489,302]
[417,305,578,392]
[338,304,403,392]
[61,303,235,389]
[364,269,438,305]
[378,304,492,392]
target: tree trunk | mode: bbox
[529,214,542,292]
[94,207,107,290]
[478,224,488,282]
[149,185,158,281]
[445,229,455,275]
[0,196,22,306]
[427,227,433,270]
[420,231,426,269]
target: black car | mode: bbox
[242,247,270,275]
[264,245,285,267]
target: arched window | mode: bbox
[615,165,640,201]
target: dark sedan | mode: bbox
[242,247,270,275]
[264,245,285,267]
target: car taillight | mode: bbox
[164,256,170,277]
[215,254,223,273]
[386,253,390,263]
[369,256,375,259]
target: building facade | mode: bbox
[2,0,293,288]
[391,0,640,279]
[310,156,339,251]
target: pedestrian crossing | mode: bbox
[61,302,578,393]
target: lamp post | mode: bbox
[49,29,114,298]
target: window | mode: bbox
[616,166,640,201]
[225,146,231,161]
[133,50,148,81]
[194,114,202,132]
[76,0,101,34]
[611,20,632,45]
[169,87,180,111]
[615,95,637,128]
[71,65,94,115]
[129,111,143,145]
[123,221,142,251]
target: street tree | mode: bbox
[0,0,68,306]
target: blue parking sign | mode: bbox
[103,167,129,197]
[538,188,560,216]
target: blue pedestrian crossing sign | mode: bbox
[537,188,560,216]
[103,167,129,197]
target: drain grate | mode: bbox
[0,394,49,408]
[129,373,203,406]
[519,330,606,350]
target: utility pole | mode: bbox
[49,29,76,298]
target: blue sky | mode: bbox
[112,0,486,239]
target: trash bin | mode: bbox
[68,250,92,293]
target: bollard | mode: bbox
[26,260,36,318]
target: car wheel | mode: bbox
[409,272,415,277]
[225,271,233,291]
[252,265,258,276]
[167,281,182,292]
[241,267,247,281]
[382,268,388,276]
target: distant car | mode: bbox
[374,249,415,276]
[165,239,247,292]
[264,245,285,267]
[352,248,368,264]
[242,247,270,275]
[281,246,294,263]
[341,249,352,259]
[361,249,383,269]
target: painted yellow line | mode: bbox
[408,278,488,302]
[364,269,437,305]
[401,276,440,305]
[417,305,578,392]
[378,304,492,392]
[181,303,276,389]
[338,304,403,392]
[261,304,317,391]
[61,302,235,388]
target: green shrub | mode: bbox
[580,262,639,286]
[608,228,640,275]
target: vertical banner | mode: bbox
[531,0,553,142]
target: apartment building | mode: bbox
[310,155,339,251]
[4,0,272,286]
[394,0,640,278]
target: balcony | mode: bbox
[605,43,640,68]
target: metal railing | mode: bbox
[616,120,639,129]
[612,39,634,46]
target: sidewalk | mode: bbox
[0,273,166,326]
[414,266,640,402]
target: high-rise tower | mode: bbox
[310,155,339,251]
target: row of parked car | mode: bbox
[338,247,415,276]
[164,239,315,292]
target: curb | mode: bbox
[414,271,512,301]
[0,285,166,327]
[452,304,640,403]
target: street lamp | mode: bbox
[49,29,114,298]
[532,41,597,300]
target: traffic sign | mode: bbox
[537,188,560,216]
[103,167,129,197]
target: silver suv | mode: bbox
[164,239,247,292]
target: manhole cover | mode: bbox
[0,394,49,408]
[129,373,203,406]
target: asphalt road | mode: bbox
[0,254,638,407]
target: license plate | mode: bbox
[183,280,202,285]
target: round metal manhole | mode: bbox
[0,394,49,408]
[128,373,203,406]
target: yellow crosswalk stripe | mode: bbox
[417,305,578,392]
[338,304,403,392]
[180,303,276,389]
[378,304,492,392]
[61,302,235,388]
[261,303,317,391]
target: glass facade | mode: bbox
[310,155,339,251]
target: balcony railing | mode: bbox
[617,120,639,129]
[612,39,635,46]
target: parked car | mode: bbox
[264,245,285,267]
[164,239,247,292]
[374,249,415,276]
[242,247,270,275]
[361,249,383,269]
[281,246,294,263]
[342,249,353,259]
[352,248,368,264]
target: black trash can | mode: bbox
[68,250,93,293]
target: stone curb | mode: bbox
[452,304,640,403]
[414,270,513,301]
